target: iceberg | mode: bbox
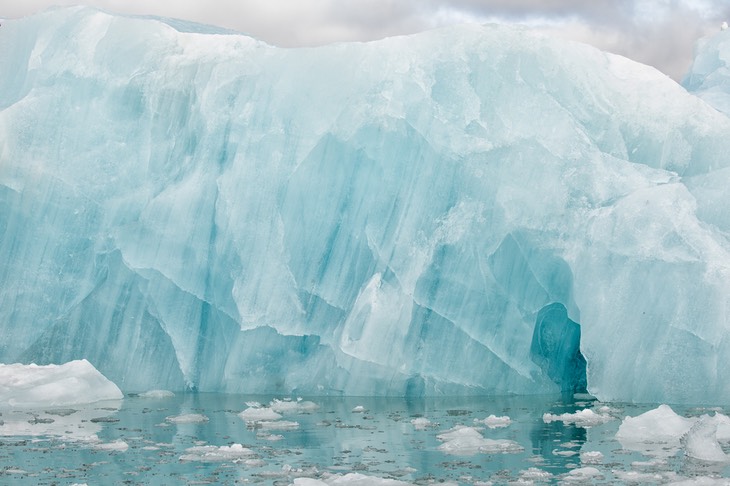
[2,7,730,402]
[0,359,122,407]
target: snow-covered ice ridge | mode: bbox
[2,7,730,402]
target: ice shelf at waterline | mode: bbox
[2,7,730,402]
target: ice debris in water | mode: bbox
[0,360,122,407]
[580,450,604,464]
[518,467,553,481]
[239,406,283,422]
[93,439,129,452]
[270,398,320,413]
[563,467,603,482]
[436,425,523,455]
[292,473,413,485]
[137,389,175,398]
[352,406,367,413]
[474,414,511,428]
[165,413,209,424]
[410,417,435,430]
[179,443,253,462]
[542,408,614,427]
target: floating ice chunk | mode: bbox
[563,467,603,481]
[352,406,367,413]
[616,405,694,445]
[258,433,284,441]
[137,390,175,398]
[257,420,300,430]
[93,439,128,452]
[437,425,523,455]
[0,360,122,408]
[179,443,253,462]
[613,470,668,483]
[682,415,730,463]
[474,415,511,428]
[411,417,434,430]
[165,413,209,423]
[239,406,282,421]
[0,404,120,442]
[542,408,614,427]
[580,450,604,464]
[292,473,413,485]
[714,413,730,441]
[519,467,552,481]
[270,398,319,414]
[667,477,730,485]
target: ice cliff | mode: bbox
[2,7,730,402]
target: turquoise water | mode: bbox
[0,394,728,484]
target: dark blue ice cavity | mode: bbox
[530,303,587,394]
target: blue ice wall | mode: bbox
[2,7,730,402]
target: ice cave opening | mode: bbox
[530,302,588,394]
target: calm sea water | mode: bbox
[0,393,728,485]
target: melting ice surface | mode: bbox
[3,6,730,404]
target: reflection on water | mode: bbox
[0,393,728,484]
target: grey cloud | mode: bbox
[5,0,730,80]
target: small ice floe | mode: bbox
[410,417,435,430]
[270,398,319,414]
[179,443,253,462]
[137,390,175,398]
[0,360,122,408]
[93,439,129,452]
[352,405,367,413]
[239,406,282,422]
[165,413,209,424]
[542,408,614,427]
[580,450,604,464]
[474,414,511,428]
[436,425,523,455]
[292,472,412,485]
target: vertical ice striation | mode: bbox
[2,7,730,402]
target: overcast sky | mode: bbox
[4,0,730,81]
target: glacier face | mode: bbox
[2,7,730,402]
